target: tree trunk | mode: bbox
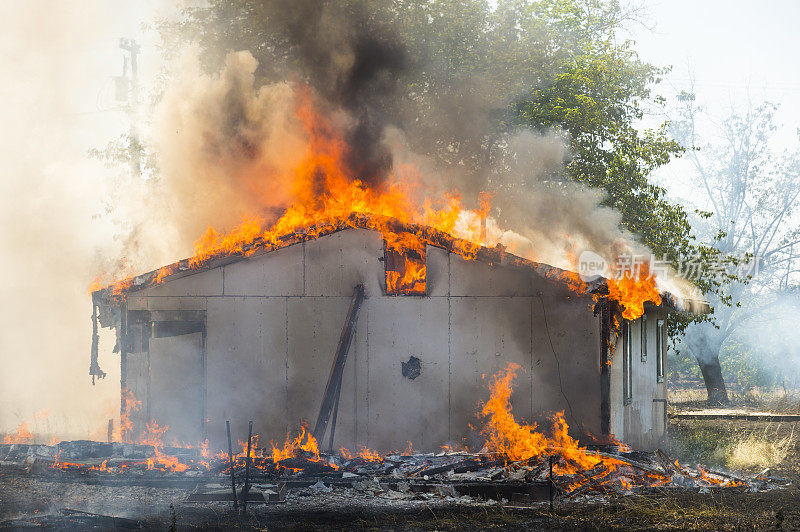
[697,355,729,406]
[684,321,731,406]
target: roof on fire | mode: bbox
[92,212,710,315]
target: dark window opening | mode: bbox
[656,319,665,383]
[641,314,647,362]
[152,320,204,338]
[623,322,633,405]
[384,235,426,295]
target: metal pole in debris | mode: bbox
[226,421,238,509]
[243,420,253,512]
[548,455,554,511]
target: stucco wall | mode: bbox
[125,228,604,451]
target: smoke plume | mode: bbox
[0,0,662,439]
[0,0,179,439]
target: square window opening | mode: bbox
[384,234,426,295]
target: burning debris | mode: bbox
[0,365,785,517]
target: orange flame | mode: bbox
[480,363,634,476]
[138,421,190,472]
[270,424,320,463]
[87,275,104,294]
[3,422,34,444]
[115,388,141,443]
[340,446,383,462]
[606,262,661,320]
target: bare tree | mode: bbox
[671,90,800,405]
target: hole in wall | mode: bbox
[401,356,422,380]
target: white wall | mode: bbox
[609,308,669,450]
[126,228,605,451]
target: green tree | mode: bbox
[505,7,689,262]
[162,0,693,261]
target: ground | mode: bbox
[1,475,799,530]
[2,387,799,530]
[668,387,800,481]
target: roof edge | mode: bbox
[92,212,709,315]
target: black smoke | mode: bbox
[261,0,409,187]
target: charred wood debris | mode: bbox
[0,438,788,510]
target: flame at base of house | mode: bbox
[1,365,766,502]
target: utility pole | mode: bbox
[118,38,140,177]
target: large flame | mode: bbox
[182,87,469,294]
[480,362,631,475]
[606,263,661,320]
[95,84,667,331]
[270,424,320,463]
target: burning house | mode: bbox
[90,213,705,455]
[83,38,708,461]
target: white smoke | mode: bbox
[0,0,177,440]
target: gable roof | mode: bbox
[92,212,709,315]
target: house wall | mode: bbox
[124,228,603,452]
[609,308,669,450]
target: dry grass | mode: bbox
[744,390,800,413]
[727,427,795,469]
[669,387,709,406]
[670,386,800,413]
[669,418,799,474]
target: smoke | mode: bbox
[677,297,800,388]
[148,42,637,271]
[0,1,661,438]
[152,49,307,240]
[0,1,179,438]
[486,130,633,268]
[243,0,409,186]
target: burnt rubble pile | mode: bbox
[0,440,206,475]
[0,441,789,504]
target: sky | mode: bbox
[631,0,800,113]
[624,0,800,206]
